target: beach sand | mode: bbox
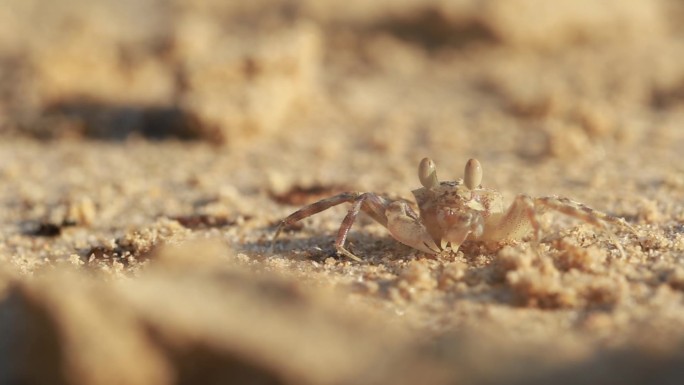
[2,1,684,383]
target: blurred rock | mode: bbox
[0,0,677,143]
[0,0,321,144]
[0,252,446,385]
[1,270,172,385]
[177,22,321,143]
[301,0,666,49]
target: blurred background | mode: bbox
[2,0,682,195]
[2,0,683,154]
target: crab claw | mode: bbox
[386,202,440,254]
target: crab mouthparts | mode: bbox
[440,227,471,251]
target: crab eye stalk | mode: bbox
[419,157,439,189]
[464,158,482,190]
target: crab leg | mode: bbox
[533,196,635,257]
[534,196,637,234]
[481,194,543,250]
[271,192,389,260]
[483,194,632,257]
[334,193,386,261]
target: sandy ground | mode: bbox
[2,0,684,384]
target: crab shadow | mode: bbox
[247,230,407,263]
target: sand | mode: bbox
[2,0,684,384]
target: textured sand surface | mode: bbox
[2,1,684,384]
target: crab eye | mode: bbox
[464,158,482,190]
[418,157,439,189]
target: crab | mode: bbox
[272,158,634,261]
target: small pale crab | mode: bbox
[272,158,635,261]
